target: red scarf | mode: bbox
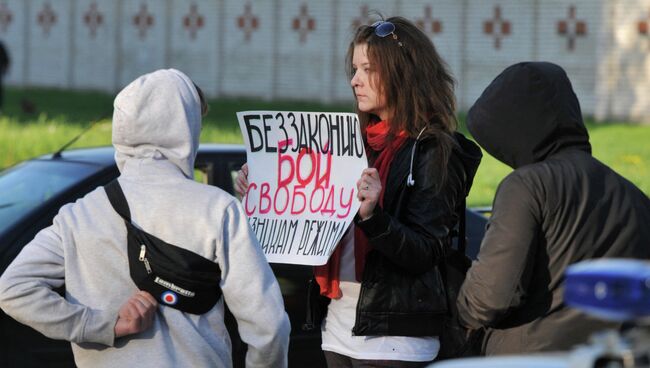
[314,121,407,299]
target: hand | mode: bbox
[114,291,158,338]
[357,168,381,220]
[234,163,249,197]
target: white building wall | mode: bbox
[27,0,72,87]
[1,0,25,86]
[599,0,650,123]
[462,1,537,111]
[221,0,274,99]
[273,1,333,101]
[535,0,603,116]
[167,0,220,96]
[0,0,648,123]
[118,1,167,87]
[400,0,464,108]
[72,0,118,90]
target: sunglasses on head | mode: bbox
[371,21,403,47]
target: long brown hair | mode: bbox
[346,16,458,188]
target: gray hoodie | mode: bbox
[0,69,290,367]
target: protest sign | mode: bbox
[237,111,367,265]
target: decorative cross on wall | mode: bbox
[133,3,154,40]
[237,3,259,42]
[351,5,371,30]
[483,5,511,50]
[639,10,649,36]
[0,2,12,33]
[84,2,103,38]
[292,4,315,43]
[557,5,587,51]
[37,2,57,37]
[417,5,442,35]
[183,3,204,40]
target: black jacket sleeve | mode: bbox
[355,148,465,275]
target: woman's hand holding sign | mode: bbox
[235,163,249,197]
[357,168,381,221]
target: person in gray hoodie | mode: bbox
[457,61,650,355]
[0,69,290,367]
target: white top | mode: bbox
[321,224,440,361]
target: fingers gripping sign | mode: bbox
[357,168,381,220]
[114,291,158,338]
[235,163,250,198]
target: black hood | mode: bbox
[467,62,591,169]
[453,132,482,196]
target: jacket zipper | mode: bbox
[352,138,418,335]
[139,244,153,274]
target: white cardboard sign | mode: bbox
[237,111,367,265]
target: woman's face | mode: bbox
[351,43,389,121]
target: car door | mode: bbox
[0,165,122,368]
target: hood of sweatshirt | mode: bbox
[453,132,483,196]
[466,62,591,169]
[112,69,202,178]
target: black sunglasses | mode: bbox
[371,21,403,47]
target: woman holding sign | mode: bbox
[237,16,482,367]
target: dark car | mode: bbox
[0,144,487,368]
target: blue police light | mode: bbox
[564,259,650,321]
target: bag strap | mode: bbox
[104,179,132,222]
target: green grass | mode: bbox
[2,87,648,207]
[0,87,353,166]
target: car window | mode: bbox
[222,158,246,200]
[230,168,242,200]
[0,160,99,234]
[194,168,208,184]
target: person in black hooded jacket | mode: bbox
[457,61,650,355]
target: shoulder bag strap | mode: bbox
[104,179,132,222]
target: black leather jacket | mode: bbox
[350,132,481,336]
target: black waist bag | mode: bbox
[104,180,222,315]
